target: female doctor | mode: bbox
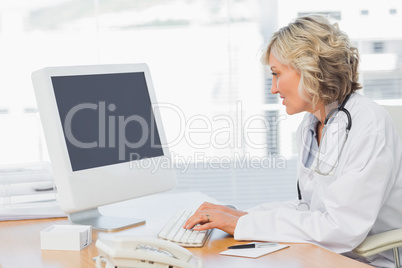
[184,15,402,267]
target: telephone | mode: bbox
[94,236,203,268]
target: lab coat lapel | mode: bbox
[299,114,318,166]
[315,114,347,174]
[297,114,318,206]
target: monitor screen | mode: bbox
[32,63,177,231]
[51,72,163,171]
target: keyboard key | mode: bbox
[159,208,186,238]
[180,229,193,243]
[158,208,213,247]
[195,231,207,244]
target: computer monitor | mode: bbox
[32,63,177,231]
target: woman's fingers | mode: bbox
[184,210,212,229]
[184,209,240,235]
[183,202,247,235]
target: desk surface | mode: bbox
[0,192,372,268]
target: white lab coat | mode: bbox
[234,93,402,268]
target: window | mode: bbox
[298,11,341,20]
[373,41,384,53]
[1,0,402,209]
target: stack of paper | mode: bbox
[0,200,65,221]
[0,162,66,221]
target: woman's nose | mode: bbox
[271,81,279,95]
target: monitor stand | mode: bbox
[68,208,145,232]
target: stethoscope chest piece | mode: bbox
[297,180,310,211]
[297,202,310,211]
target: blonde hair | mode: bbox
[263,15,361,108]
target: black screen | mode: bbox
[51,72,164,171]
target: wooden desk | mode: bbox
[0,192,372,268]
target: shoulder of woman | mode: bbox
[347,93,394,136]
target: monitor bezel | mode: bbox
[32,63,177,214]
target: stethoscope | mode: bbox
[297,94,352,211]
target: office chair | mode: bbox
[352,104,402,268]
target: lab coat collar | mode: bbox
[300,112,348,175]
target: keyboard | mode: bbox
[158,208,213,247]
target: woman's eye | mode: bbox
[271,72,278,76]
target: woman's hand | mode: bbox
[184,202,248,235]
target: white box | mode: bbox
[40,225,92,251]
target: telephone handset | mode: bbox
[95,236,203,268]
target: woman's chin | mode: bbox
[285,107,296,115]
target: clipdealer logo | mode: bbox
[63,100,288,165]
